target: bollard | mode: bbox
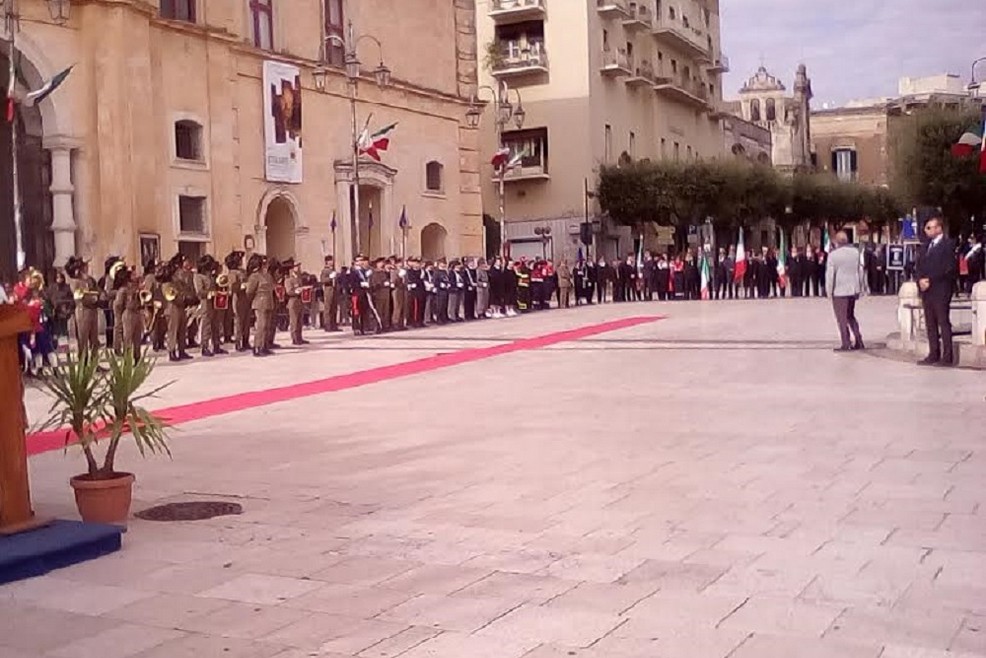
[898,281,920,342]
[972,281,986,347]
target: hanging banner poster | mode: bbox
[263,60,303,183]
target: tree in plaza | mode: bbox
[892,107,986,235]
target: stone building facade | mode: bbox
[0,0,481,283]
[734,64,813,173]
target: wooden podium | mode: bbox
[0,304,41,534]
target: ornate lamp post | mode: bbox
[465,80,524,259]
[967,56,986,93]
[311,21,390,259]
[534,225,552,260]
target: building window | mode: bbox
[669,6,676,19]
[750,98,761,122]
[425,160,444,193]
[502,127,549,175]
[178,195,208,235]
[325,0,344,66]
[178,241,206,261]
[765,98,777,122]
[602,29,609,51]
[671,59,678,74]
[832,148,857,182]
[673,141,680,161]
[250,0,274,50]
[629,131,636,158]
[604,124,612,163]
[174,120,203,161]
[161,0,195,21]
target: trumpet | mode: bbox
[162,282,177,302]
[139,289,153,305]
[27,267,45,292]
[109,260,127,281]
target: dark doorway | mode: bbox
[0,51,53,284]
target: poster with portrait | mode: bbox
[139,233,160,269]
[263,60,303,183]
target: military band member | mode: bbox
[283,258,309,345]
[144,261,168,351]
[269,258,286,349]
[166,253,197,362]
[224,250,250,352]
[390,257,407,331]
[319,255,341,332]
[66,256,102,357]
[194,255,226,357]
[433,259,450,324]
[369,258,392,333]
[476,258,490,318]
[245,253,274,357]
[103,256,123,352]
[113,264,144,355]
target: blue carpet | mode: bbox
[0,520,122,585]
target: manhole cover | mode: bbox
[135,501,243,522]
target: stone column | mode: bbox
[46,144,77,267]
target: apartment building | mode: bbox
[0,0,481,283]
[476,0,728,261]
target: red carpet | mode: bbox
[27,316,659,456]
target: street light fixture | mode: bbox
[968,56,986,92]
[467,80,525,259]
[534,225,552,260]
[46,0,70,23]
[311,20,390,258]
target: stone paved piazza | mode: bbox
[3,296,984,658]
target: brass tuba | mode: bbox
[139,289,153,305]
[109,260,127,282]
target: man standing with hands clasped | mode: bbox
[915,215,956,366]
[826,231,865,352]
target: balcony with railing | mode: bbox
[491,40,549,78]
[654,70,709,108]
[622,2,652,30]
[596,0,631,19]
[652,13,709,61]
[707,53,730,74]
[489,0,547,24]
[626,59,657,88]
[600,47,633,77]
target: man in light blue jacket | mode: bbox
[826,231,864,352]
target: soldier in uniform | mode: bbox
[194,254,226,357]
[66,256,102,358]
[145,261,169,351]
[464,258,478,320]
[283,258,309,345]
[476,258,490,318]
[349,255,372,335]
[319,255,341,332]
[223,250,250,352]
[405,257,426,328]
[390,257,408,331]
[433,259,451,324]
[166,253,197,362]
[113,264,144,355]
[102,256,123,352]
[245,253,274,356]
[369,257,392,333]
[269,258,285,349]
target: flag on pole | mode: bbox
[398,205,408,230]
[700,249,711,300]
[491,146,511,168]
[951,124,982,158]
[777,230,788,287]
[5,57,15,124]
[980,108,986,173]
[25,66,73,107]
[577,246,584,263]
[358,122,397,161]
[636,235,644,274]
[733,228,747,282]
[823,226,832,253]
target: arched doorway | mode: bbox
[0,50,52,282]
[420,222,447,261]
[357,185,384,257]
[264,196,296,261]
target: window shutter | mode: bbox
[849,150,858,172]
[830,150,837,172]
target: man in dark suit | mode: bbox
[915,215,957,366]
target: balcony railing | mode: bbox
[596,0,631,19]
[652,15,709,61]
[626,59,657,87]
[600,48,632,76]
[654,71,710,108]
[492,40,549,78]
[489,0,547,24]
[622,2,652,30]
[707,53,730,74]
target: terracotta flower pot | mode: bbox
[69,472,135,525]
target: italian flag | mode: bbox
[733,228,747,283]
[358,122,397,161]
[7,65,74,123]
[491,147,524,170]
[951,111,986,173]
[700,249,711,300]
[777,229,787,287]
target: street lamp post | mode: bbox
[967,56,986,93]
[465,80,525,259]
[534,225,551,260]
[312,21,390,260]
[582,178,597,264]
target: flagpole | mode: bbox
[6,2,24,271]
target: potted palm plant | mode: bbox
[37,347,172,524]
